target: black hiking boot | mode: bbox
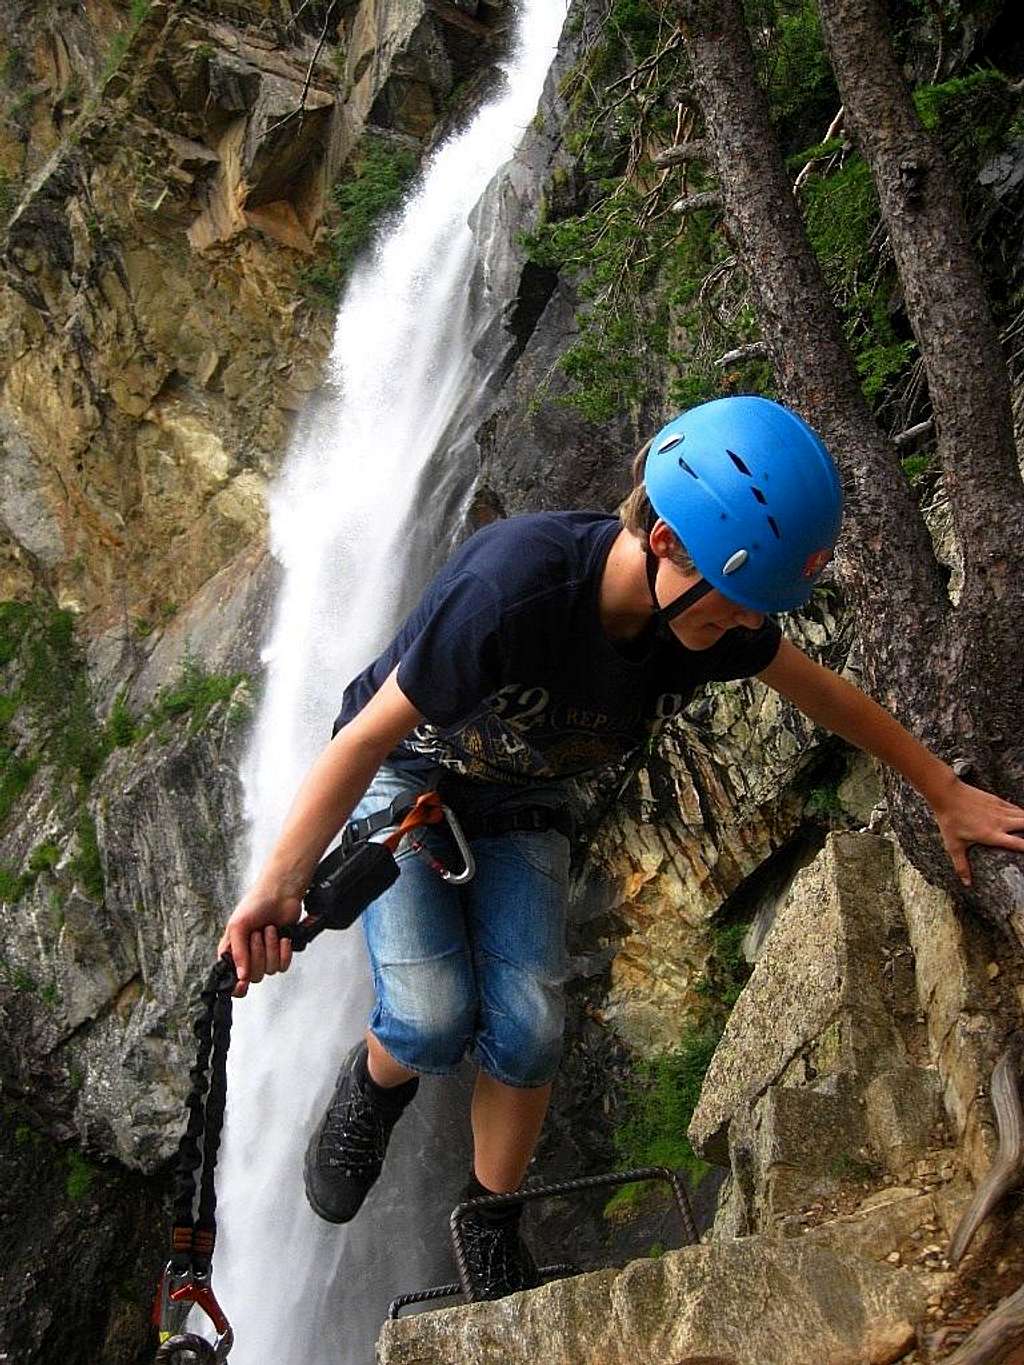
[303,1040,418,1224]
[459,1199,541,1302]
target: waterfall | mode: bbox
[210,6,569,1363]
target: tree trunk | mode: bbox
[672,0,1024,943]
[815,0,1024,804]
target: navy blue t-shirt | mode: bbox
[336,512,781,796]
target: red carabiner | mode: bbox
[153,1262,233,1362]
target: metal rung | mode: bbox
[388,1263,578,1319]
[389,1166,697,1317]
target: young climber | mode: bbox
[220,395,1024,1300]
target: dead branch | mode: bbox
[715,341,768,368]
[670,190,722,215]
[604,29,684,95]
[893,419,934,449]
[793,106,845,192]
[653,139,709,168]
[949,1043,1024,1266]
[266,1,336,137]
[947,1280,1024,1364]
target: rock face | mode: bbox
[688,831,1007,1241]
[378,1238,928,1365]
[0,0,505,624]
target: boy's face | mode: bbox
[661,562,766,650]
[648,522,765,649]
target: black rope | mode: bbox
[169,957,236,1271]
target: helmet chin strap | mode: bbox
[645,549,715,628]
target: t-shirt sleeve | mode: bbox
[701,616,783,681]
[395,570,504,726]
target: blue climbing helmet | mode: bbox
[644,395,843,614]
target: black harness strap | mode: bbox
[459,806,574,841]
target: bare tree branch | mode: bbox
[893,418,934,448]
[793,106,845,192]
[653,138,709,168]
[715,341,768,368]
[265,0,336,138]
[670,190,722,215]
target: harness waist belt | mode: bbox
[459,806,574,842]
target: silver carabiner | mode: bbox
[438,804,475,885]
[408,804,476,886]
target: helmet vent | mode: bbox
[767,515,781,539]
[658,434,685,454]
[727,449,752,476]
[751,486,767,505]
[677,457,699,478]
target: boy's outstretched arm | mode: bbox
[219,667,421,995]
[759,639,1024,887]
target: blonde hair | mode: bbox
[617,438,697,572]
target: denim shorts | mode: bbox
[354,766,571,1089]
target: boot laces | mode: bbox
[461,1213,533,1298]
[319,1081,391,1177]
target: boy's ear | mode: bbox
[648,518,676,559]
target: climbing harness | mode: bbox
[388,1166,698,1317]
[151,787,472,1364]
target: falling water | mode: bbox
[211,6,569,1363]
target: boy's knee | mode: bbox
[476,971,565,1087]
[372,956,476,1072]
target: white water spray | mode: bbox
[212,7,568,1362]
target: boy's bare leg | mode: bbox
[366,1030,418,1086]
[367,1032,550,1192]
[471,1072,552,1192]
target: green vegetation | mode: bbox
[900,452,932,485]
[65,1148,97,1202]
[145,654,249,735]
[0,864,28,902]
[71,809,104,902]
[805,779,843,820]
[99,0,153,86]
[606,919,752,1217]
[304,140,420,305]
[606,1026,720,1217]
[518,0,1021,432]
[0,597,246,906]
